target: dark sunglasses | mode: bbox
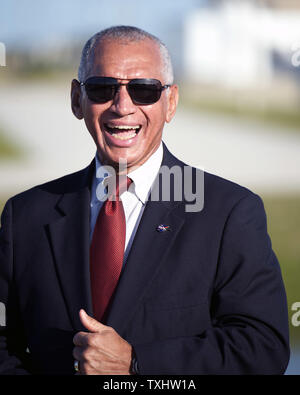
[80,76,171,105]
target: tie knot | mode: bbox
[116,176,132,197]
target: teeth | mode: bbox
[111,132,137,140]
[107,124,140,130]
[105,123,140,140]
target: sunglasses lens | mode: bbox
[84,78,117,103]
[85,85,114,103]
[128,80,162,104]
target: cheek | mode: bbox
[84,116,99,139]
[82,105,104,137]
[143,104,167,132]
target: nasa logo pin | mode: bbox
[156,224,171,233]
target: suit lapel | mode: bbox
[106,200,185,335]
[107,145,186,334]
[47,162,94,331]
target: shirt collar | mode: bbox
[92,143,163,205]
[127,143,163,204]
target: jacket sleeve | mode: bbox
[0,199,32,375]
[133,193,290,374]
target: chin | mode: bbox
[99,152,136,171]
[106,146,141,165]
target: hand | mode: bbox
[73,309,133,375]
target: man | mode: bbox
[0,26,290,375]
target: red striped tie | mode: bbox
[90,176,132,322]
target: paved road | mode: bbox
[1,80,300,197]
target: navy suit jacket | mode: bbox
[0,144,290,374]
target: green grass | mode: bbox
[262,195,300,346]
[0,194,299,345]
[181,96,300,133]
[0,199,5,211]
[0,128,22,159]
[0,66,77,84]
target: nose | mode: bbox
[110,84,137,116]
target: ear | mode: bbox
[71,79,84,120]
[166,84,179,123]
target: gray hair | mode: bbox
[78,25,174,85]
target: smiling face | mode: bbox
[71,38,178,173]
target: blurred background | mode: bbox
[0,0,299,374]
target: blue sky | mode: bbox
[1,0,206,49]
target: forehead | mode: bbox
[88,38,164,81]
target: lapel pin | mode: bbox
[156,224,171,233]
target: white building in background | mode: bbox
[184,0,300,89]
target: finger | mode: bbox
[73,330,90,346]
[72,345,83,361]
[79,309,107,333]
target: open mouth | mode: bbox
[104,123,142,141]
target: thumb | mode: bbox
[79,309,106,333]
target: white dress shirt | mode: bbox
[90,143,163,263]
